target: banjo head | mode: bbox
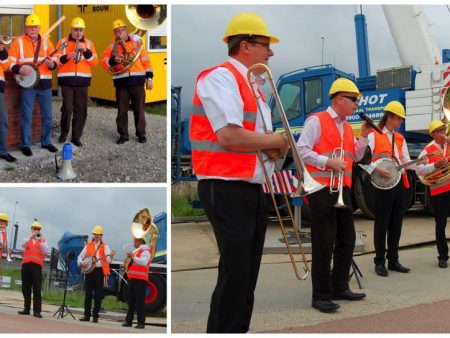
[81,256,95,274]
[16,64,40,89]
[370,158,402,190]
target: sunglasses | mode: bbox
[341,95,359,103]
[247,40,271,51]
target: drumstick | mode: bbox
[42,15,66,38]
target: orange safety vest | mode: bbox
[190,61,260,179]
[101,34,152,80]
[0,52,10,83]
[422,142,450,196]
[22,239,45,266]
[56,36,98,81]
[86,241,110,275]
[127,248,150,281]
[0,228,6,250]
[305,111,355,188]
[9,34,55,80]
[371,131,410,189]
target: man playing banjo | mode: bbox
[9,14,59,157]
[359,101,414,277]
[77,225,114,323]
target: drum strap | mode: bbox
[33,38,41,64]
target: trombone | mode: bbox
[247,63,325,280]
[329,137,347,208]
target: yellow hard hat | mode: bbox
[92,225,104,235]
[71,17,85,29]
[0,213,9,222]
[428,120,446,135]
[384,100,406,119]
[223,13,279,44]
[112,19,126,31]
[25,14,41,26]
[329,78,362,98]
[31,221,42,229]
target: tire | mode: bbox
[144,273,166,315]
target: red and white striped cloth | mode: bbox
[262,169,298,194]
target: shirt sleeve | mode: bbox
[415,149,437,175]
[104,244,112,263]
[197,67,245,132]
[133,249,151,267]
[40,239,49,255]
[77,246,87,265]
[354,135,369,162]
[297,116,329,170]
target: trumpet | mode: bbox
[0,35,11,45]
[329,137,347,208]
[34,233,41,240]
[74,38,82,64]
[247,63,325,280]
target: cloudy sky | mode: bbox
[172,4,450,117]
[0,187,166,260]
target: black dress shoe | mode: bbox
[42,144,58,153]
[71,138,83,147]
[33,313,43,318]
[388,261,410,273]
[92,317,98,323]
[332,289,366,301]
[0,153,17,162]
[122,322,132,327]
[311,299,340,313]
[135,324,145,329]
[138,136,147,144]
[375,264,389,276]
[18,310,30,315]
[438,259,448,268]
[79,317,90,321]
[58,135,66,143]
[21,147,33,157]
[116,137,128,145]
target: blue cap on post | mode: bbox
[62,143,73,161]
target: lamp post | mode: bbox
[321,37,325,65]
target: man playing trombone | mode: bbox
[297,78,370,313]
[18,221,48,318]
[189,13,288,333]
[55,17,98,147]
[416,120,450,268]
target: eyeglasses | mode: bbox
[341,95,359,103]
[247,41,271,51]
[31,228,40,231]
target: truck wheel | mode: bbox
[353,168,375,219]
[145,274,166,315]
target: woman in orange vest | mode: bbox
[361,101,412,277]
[77,225,113,323]
[122,237,150,329]
[298,78,370,313]
[101,19,153,145]
[0,39,16,162]
[189,13,288,333]
[18,221,48,318]
[55,17,98,147]
[416,120,450,268]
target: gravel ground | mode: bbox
[0,100,167,183]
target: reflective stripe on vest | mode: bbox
[57,37,96,79]
[305,111,355,188]
[372,131,410,189]
[22,240,44,266]
[127,248,150,281]
[190,61,259,179]
[86,241,110,275]
[423,143,450,196]
[17,35,53,78]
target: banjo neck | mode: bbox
[33,41,68,68]
[394,151,438,171]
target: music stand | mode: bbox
[349,258,364,289]
[53,251,76,320]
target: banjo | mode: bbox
[370,152,437,190]
[81,249,116,275]
[16,41,68,89]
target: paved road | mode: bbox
[172,211,450,333]
[0,289,166,333]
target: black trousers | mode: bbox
[198,179,268,333]
[125,278,147,325]
[115,85,146,139]
[21,262,42,313]
[83,267,104,318]
[60,85,88,140]
[309,187,355,301]
[373,181,409,265]
[430,190,450,261]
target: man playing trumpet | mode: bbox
[102,19,153,145]
[18,221,48,318]
[55,17,98,147]
[122,237,151,329]
[416,120,450,268]
[297,78,370,313]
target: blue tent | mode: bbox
[57,231,87,285]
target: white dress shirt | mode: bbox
[416,141,447,176]
[196,57,274,184]
[77,241,112,268]
[133,244,151,267]
[21,236,48,255]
